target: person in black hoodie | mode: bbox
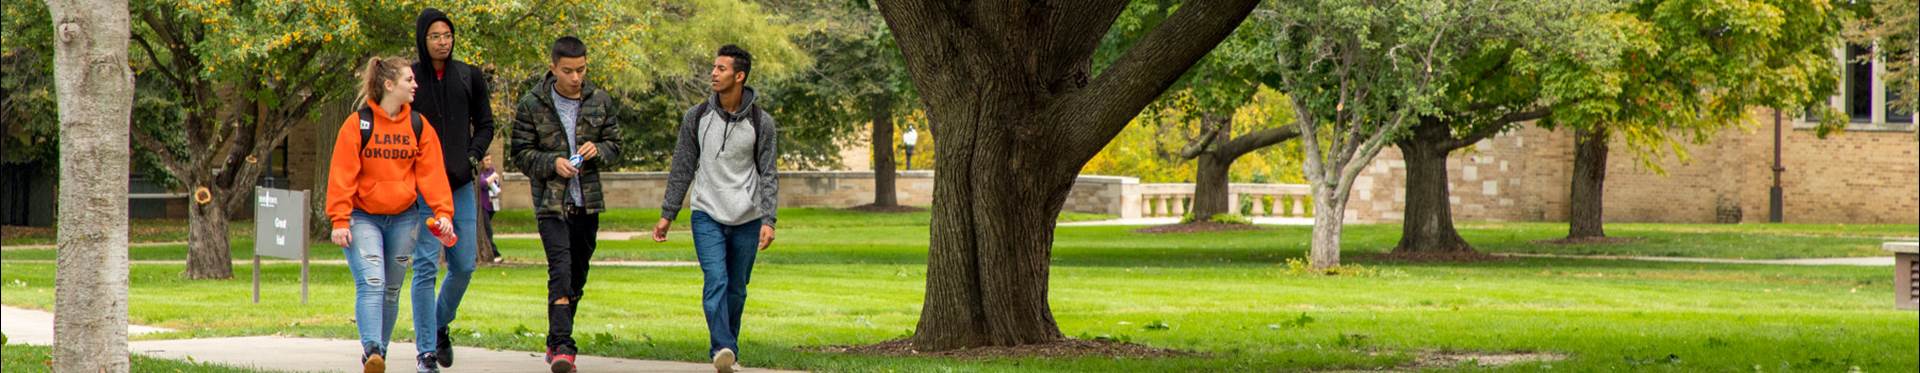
[406,8,496,372]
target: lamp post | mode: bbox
[1770,109,1784,223]
[902,126,919,170]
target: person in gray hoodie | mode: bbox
[652,44,777,373]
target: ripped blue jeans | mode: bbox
[343,206,423,353]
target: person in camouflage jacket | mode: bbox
[508,36,623,372]
[510,64,622,218]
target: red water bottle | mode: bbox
[427,216,459,247]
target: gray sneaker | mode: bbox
[713,348,736,373]
[416,353,438,373]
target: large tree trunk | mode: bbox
[1189,153,1232,221]
[1393,119,1472,253]
[875,0,1259,351]
[47,0,134,371]
[1308,187,1347,269]
[1186,114,1303,223]
[310,102,339,241]
[474,173,497,264]
[1188,115,1233,221]
[913,135,1073,350]
[1568,127,1608,239]
[870,96,898,207]
[186,193,234,279]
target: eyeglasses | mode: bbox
[427,32,454,42]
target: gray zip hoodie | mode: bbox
[660,87,778,227]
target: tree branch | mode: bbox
[1438,108,1550,151]
[130,34,184,88]
[132,128,188,179]
[210,81,261,187]
[875,0,978,105]
[1217,125,1301,159]
[1176,122,1224,159]
[1499,108,1552,124]
[1051,0,1262,162]
[1031,1,1131,95]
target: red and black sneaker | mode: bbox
[545,347,577,373]
[549,353,576,373]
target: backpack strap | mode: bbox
[691,102,766,164]
[357,107,375,152]
[355,107,427,155]
[410,112,424,141]
[692,102,711,147]
[748,105,764,165]
[694,101,711,129]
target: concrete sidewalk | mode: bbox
[2,305,175,344]
[2,241,186,251]
[1497,253,1896,266]
[495,232,649,241]
[1057,217,1315,226]
[3,306,801,372]
[1,259,697,268]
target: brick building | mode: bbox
[1347,43,1918,224]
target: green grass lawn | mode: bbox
[0,218,250,246]
[2,209,1915,371]
[6,208,1907,262]
[1,344,268,372]
[0,208,1110,246]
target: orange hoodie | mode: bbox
[326,101,455,230]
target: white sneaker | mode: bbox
[713,348,736,373]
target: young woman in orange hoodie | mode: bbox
[325,56,458,373]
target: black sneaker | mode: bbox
[435,327,453,367]
[415,353,439,373]
[361,346,386,373]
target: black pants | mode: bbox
[539,208,598,353]
[481,209,499,258]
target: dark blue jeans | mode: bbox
[690,211,760,359]
[410,183,479,355]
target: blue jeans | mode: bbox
[343,206,423,353]
[410,183,479,355]
[691,211,761,359]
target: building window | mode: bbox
[1798,41,1913,131]
[1845,44,1873,123]
[1890,83,1913,124]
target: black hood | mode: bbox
[415,8,453,66]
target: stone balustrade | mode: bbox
[1137,183,1313,218]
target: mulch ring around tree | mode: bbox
[1358,250,1508,264]
[813,338,1197,360]
[1135,222,1265,234]
[846,204,927,213]
[1533,236,1646,245]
